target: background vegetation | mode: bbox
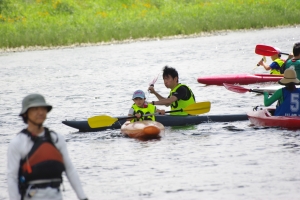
[1,0,300,49]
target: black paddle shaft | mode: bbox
[249,89,264,94]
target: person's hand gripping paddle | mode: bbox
[253,56,266,70]
[147,74,159,98]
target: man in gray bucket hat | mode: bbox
[7,94,88,200]
[19,93,52,116]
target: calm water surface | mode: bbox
[1,27,300,200]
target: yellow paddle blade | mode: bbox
[183,101,211,115]
[88,115,118,128]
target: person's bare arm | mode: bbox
[258,60,271,70]
[148,86,166,100]
[152,96,177,107]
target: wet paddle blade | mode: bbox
[149,74,159,86]
[223,83,250,93]
[148,74,160,98]
[255,44,279,56]
[183,101,211,115]
[223,83,264,94]
[88,115,118,128]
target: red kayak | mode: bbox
[247,108,300,129]
[197,73,283,85]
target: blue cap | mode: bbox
[132,90,145,99]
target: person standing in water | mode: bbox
[7,94,88,200]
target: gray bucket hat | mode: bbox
[19,94,52,116]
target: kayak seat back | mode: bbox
[266,109,275,117]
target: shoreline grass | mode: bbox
[1,0,300,51]
[1,25,298,53]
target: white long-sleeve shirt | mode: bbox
[7,129,87,200]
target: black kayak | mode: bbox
[62,114,248,132]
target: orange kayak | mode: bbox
[121,120,165,140]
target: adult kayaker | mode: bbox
[127,90,165,122]
[7,94,88,200]
[257,47,284,75]
[148,66,196,115]
[281,42,300,79]
[264,68,300,116]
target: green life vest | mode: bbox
[131,103,156,122]
[168,84,196,115]
[270,58,284,75]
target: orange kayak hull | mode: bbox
[121,120,165,139]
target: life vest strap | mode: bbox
[28,178,62,185]
[28,178,62,189]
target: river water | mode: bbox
[1,26,300,200]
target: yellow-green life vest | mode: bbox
[270,58,284,75]
[131,103,156,122]
[168,84,196,115]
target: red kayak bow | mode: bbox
[223,83,264,94]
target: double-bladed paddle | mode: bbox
[148,74,159,98]
[255,44,289,56]
[253,56,267,70]
[257,56,266,66]
[87,101,211,128]
[223,83,264,94]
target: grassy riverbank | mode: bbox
[1,0,300,50]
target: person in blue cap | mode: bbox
[7,94,88,200]
[127,90,165,122]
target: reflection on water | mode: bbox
[1,27,300,199]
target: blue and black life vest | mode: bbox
[275,87,300,116]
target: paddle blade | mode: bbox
[88,115,118,128]
[184,101,211,115]
[223,83,250,93]
[149,74,159,86]
[255,44,279,56]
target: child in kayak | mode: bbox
[264,68,300,116]
[257,47,285,75]
[126,90,165,122]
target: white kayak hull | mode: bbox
[254,85,300,93]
